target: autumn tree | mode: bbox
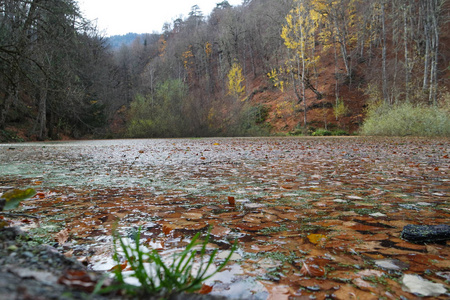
[277,0,322,132]
[227,62,245,100]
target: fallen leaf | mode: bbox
[300,262,326,277]
[55,228,70,244]
[333,284,378,300]
[58,270,98,293]
[353,278,378,293]
[64,249,74,257]
[307,234,327,245]
[162,225,173,235]
[228,196,235,206]
[210,225,231,237]
[198,284,213,294]
[181,212,203,220]
[1,188,37,210]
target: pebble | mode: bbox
[375,259,409,271]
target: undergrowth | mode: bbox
[361,101,450,137]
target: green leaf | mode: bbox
[1,188,37,210]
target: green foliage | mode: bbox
[96,227,237,298]
[361,102,450,137]
[0,188,36,211]
[0,130,24,143]
[253,104,270,124]
[331,129,349,136]
[312,129,332,136]
[222,103,272,137]
[127,79,188,138]
[316,128,349,136]
[334,99,349,120]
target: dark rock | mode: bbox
[401,224,450,244]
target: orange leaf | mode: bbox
[162,225,173,235]
[228,196,236,207]
[198,284,213,294]
[35,192,46,199]
[109,261,128,272]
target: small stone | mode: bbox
[369,212,387,217]
[333,199,347,203]
[375,259,409,271]
[402,274,447,297]
[22,251,34,258]
[416,202,433,206]
[347,195,363,200]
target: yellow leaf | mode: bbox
[1,188,36,210]
[307,234,327,245]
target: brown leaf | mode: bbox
[181,212,203,220]
[228,196,236,206]
[210,225,231,237]
[333,284,378,300]
[300,262,326,277]
[58,270,98,293]
[55,228,70,244]
[162,225,173,235]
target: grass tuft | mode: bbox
[95,227,237,298]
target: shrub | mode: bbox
[361,102,450,137]
[312,129,332,136]
[332,129,349,136]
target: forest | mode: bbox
[0,0,449,142]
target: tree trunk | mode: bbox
[35,78,48,140]
[430,0,440,105]
[422,1,430,95]
[403,5,410,102]
[0,81,18,130]
[381,2,389,104]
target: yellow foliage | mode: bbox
[227,62,245,100]
[205,42,212,57]
[281,0,321,66]
[158,35,166,57]
[267,68,285,92]
[182,47,194,69]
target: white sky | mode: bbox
[78,0,243,36]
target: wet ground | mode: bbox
[0,137,449,299]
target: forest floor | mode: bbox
[0,137,449,299]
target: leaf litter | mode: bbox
[0,137,449,299]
